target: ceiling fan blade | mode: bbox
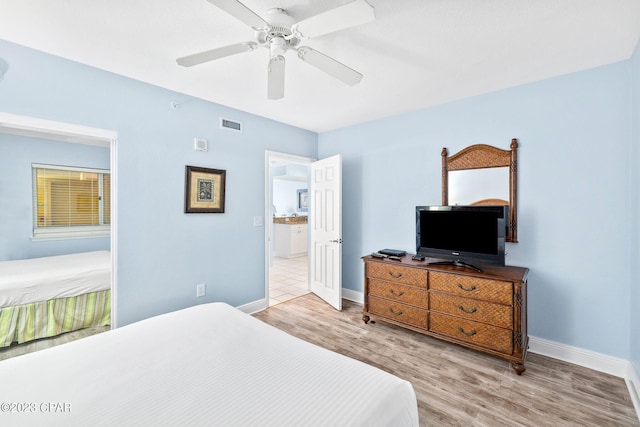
[291,0,375,39]
[297,47,362,86]
[267,56,285,100]
[177,42,257,67]
[206,0,268,30]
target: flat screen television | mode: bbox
[415,205,507,271]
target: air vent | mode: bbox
[220,117,242,133]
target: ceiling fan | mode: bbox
[176,0,375,100]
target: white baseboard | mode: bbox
[339,293,639,420]
[342,288,364,304]
[341,291,636,376]
[626,362,640,420]
[243,290,364,314]
[529,336,639,421]
[242,291,640,421]
[237,298,268,315]
[528,336,629,377]
[242,289,364,314]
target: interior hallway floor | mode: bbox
[269,255,309,306]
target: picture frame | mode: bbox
[297,188,308,212]
[185,166,226,213]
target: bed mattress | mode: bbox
[0,302,418,426]
[0,251,110,307]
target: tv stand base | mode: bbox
[428,259,483,272]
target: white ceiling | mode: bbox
[1,0,639,133]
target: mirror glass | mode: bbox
[449,168,509,206]
[442,140,518,242]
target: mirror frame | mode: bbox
[442,138,518,242]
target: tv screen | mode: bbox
[416,205,506,269]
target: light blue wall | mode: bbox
[631,40,640,377]
[0,39,317,325]
[0,134,110,261]
[319,60,633,358]
[1,35,637,362]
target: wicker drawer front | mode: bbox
[366,262,428,287]
[430,272,512,304]
[368,296,428,329]
[430,292,512,329]
[430,313,513,354]
[368,279,428,307]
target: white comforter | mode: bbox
[0,251,110,307]
[0,302,419,426]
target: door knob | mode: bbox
[329,238,343,243]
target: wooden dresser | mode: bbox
[362,254,529,374]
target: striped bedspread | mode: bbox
[0,290,110,347]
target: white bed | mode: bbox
[0,251,110,307]
[0,302,419,426]
[0,251,111,347]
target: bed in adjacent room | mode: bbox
[0,302,419,426]
[0,251,111,347]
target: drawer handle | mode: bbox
[388,271,403,279]
[457,284,476,292]
[458,305,477,314]
[390,289,405,297]
[389,307,404,316]
[458,326,477,337]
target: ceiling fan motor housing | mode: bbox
[256,8,300,53]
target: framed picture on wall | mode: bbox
[297,188,308,212]
[185,166,226,213]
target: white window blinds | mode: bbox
[32,164,110,239]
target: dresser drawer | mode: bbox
[430,313,513,354]
[430,272,512,304]
[368,279,428,307]
[430,292,512,329]
[368,296,428,329]
[366,262,428,287]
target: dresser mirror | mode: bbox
[448,168,509,206]
[442,139,518,242]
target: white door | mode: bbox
[309,155,342,310]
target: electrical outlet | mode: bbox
[196,283,206,298]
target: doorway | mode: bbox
[265,151,313,306]
[0,112,118,325]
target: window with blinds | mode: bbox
[32,164,110,239]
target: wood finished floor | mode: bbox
[255,294,639,427]
[1,296,637,426]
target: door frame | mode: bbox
[0,112,119,327]
[264,150,314,307]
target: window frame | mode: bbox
[31,163,111,241]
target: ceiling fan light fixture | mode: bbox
[267,56,285,100]
[269,37,287,57]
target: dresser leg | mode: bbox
[511,362,526,375]
[362,314,370,324]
